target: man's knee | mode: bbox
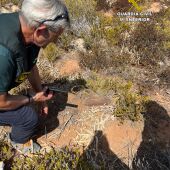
[21,106,39,128]
[10,106,39,143]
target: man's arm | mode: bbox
[0,93,30,110]
[27,64,52,116]
[0,89,53,111]
[27,65,42,92]
[0,64,53,111]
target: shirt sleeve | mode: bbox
[0,45,15,92]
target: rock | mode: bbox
[84,96,111,106]
[70,38,86,53]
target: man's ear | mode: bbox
[35,24,49,38]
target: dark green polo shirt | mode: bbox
[0,12,40,92]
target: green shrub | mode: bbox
[43,43,64,61]
[0,141,92,169]
[87,74,149,121]
[114,86,148,121]
[0,140,14,168]
[86,73,121,93]
[161,9,170,51]
[12,147,84,170]
[57,32,75,51]
[0,141,12,160]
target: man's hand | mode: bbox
[39,101,48,117]
[32,87,53,102]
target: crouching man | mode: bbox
[0,0,70,154]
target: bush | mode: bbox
[43,43,64,61]
[86,74,149,121]
[12,147,90,170]
[114,84,148,121]
[0,141,92,170]
[0,140,14,168]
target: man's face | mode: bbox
[33,26,64,47]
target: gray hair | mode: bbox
[20,0,70,32]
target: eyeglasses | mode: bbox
[37,12,69,33]
[40,13,69,25]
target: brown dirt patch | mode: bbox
[103,120,143,165]
[59,59,81,76]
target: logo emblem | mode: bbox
[15,72,31,83]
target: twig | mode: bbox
[58,115,73,139]
[45,125,47,144]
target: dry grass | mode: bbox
[75,106,114,146]
[0,0,20,6]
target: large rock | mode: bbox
[83,95,111,106]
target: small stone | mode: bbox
[70,38,86,53]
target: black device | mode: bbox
[46,87,78,108]
[46,87,68,94]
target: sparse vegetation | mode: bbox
[0,0,170,169]
[62,0,170,89]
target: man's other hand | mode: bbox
[39,101,48,117]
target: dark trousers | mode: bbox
[0,106,39,143]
